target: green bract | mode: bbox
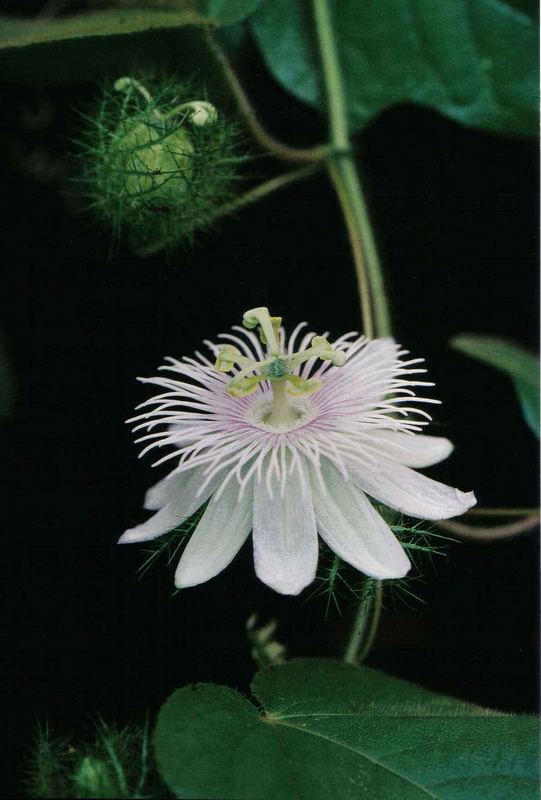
[78,76,241,256]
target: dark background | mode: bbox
[0,6,538,797]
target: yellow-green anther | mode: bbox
[242,307,281,355]
[322,349,347,367]
[227,375,265,397]
[288,336,346,369]
[215,345,265,377]
[311,335,346,365]
[214,344,242,373]
[285,375,322,396]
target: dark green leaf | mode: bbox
[154,658,538,799]
[0,5,259,86]
[0,8,204,50]
[0,0,261,54]
[451,334,539,437]
[251,0,538,137]
[0,26,231,89]
[513,377,539,438]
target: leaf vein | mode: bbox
[274,718,441,799]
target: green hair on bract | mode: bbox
[76,75,243,257]
[309,507,454,618]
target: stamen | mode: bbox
[219,308,347,428]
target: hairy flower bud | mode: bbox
[77,75,243,256]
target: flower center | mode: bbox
[214,307,346,420]
[247,393,314,433]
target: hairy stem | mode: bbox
[312,0,391,663]
[357,581,383,662]
[206,32,328,164]
[343,581,383,664]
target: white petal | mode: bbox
[373,431,454,468]
[311,461,410,579]
[349,456,476,521]
[119,465,220,544]
[144,471,190,510]
[175,479,253,589]
[252,459,318,596]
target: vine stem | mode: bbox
[436,515,540,541]
[343,581,383,664]
[206,32,328,164]
[466,506,539,517]
[312,0,390,664]
[312,0,391,338]
[327,162,373,340]
[214,164,321,222]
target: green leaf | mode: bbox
[0,0,261,54]
[0,3,261,86]
[0,9,205,50]
[251,0,538,137]
[451,334,540,437]
[513,377,539,438]
[154,658,538,799]
[0,25,231,89]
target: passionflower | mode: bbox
[120,308,475,595]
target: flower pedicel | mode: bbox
[120,308,475,595]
